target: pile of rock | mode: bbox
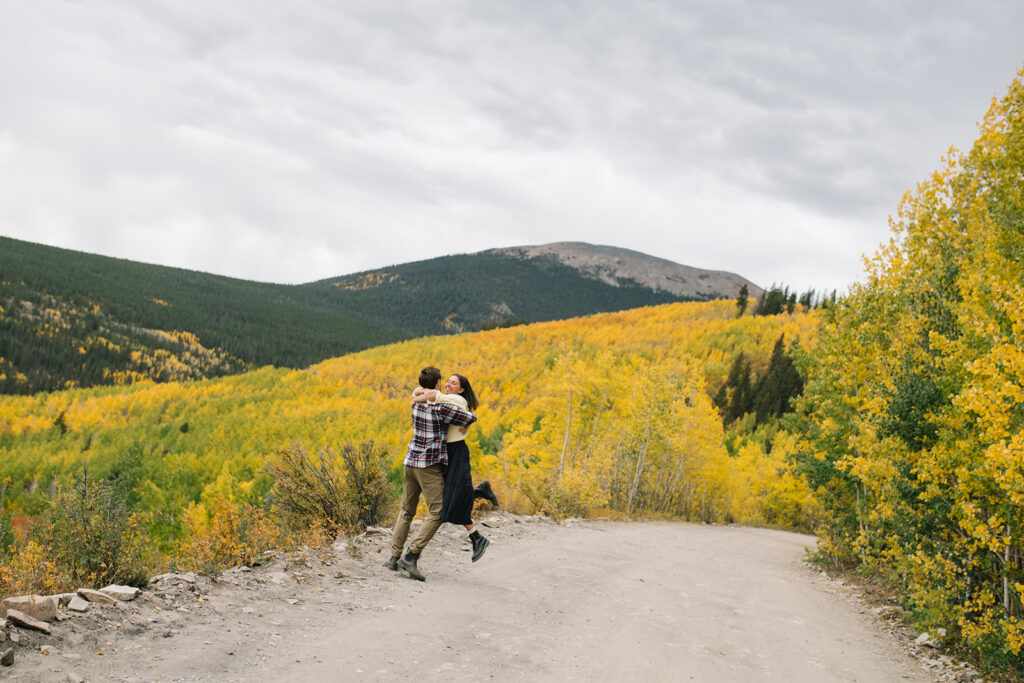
[0,584,140,668]
[146,571,216,611]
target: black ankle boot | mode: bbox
[470,531,490,562]
[383,555,399,571]
[398,552,426,581]
[474,480,499,507]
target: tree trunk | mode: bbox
[1005,526,1012,616]
[579,391,608,466]
[626,424,651,517]
[559,389,573,480]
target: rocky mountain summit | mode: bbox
[491,242,762,300]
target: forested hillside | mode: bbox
[0,238,755,395]
[0,299,818,550]
[301,250,690,334]
[0,237,401,394]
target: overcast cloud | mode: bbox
[1,1,1021,292]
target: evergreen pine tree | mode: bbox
[723,354,753,425]
[736,284,749,317]
[751,334,804,422]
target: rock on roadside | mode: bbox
[1,595,58,622]
[5,609,51,634]
[99,585,140,602]
[76,588,119,606]
[67,596,90,613]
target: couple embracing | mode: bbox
[386,366,498,581]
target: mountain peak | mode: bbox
[489,242,762,299]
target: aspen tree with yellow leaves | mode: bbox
[794,66,1024,671]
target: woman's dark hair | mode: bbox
[455,374,479,411]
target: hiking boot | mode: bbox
[397,552,426,581]
[474,480,499,507]
[470,532,490,562]
[383,555,399,571]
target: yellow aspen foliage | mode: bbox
[0,541,64,597]
[794,65,1024,670]
[175,498,290,574]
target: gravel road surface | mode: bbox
[4,516,943,682]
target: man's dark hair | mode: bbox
[419,366,442,389]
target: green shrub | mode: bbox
[38,465,152,588]
[265,440,395,536]
[0,507,12,556]
[336,440,395,532]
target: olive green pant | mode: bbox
[391,463,445,558]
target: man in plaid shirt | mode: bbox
[388,366,477,581]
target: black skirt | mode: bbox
[441,440,475,525]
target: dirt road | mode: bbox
[5,516,948,682]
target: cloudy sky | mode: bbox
[1,1,1022,292]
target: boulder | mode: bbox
[99,585,140,602]
[67,596,90,613]
[1,647,13,667]
[2,595,58,622]
[76,588,119,606]
[6,608,52,634]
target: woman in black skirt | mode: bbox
[412,373,495,562]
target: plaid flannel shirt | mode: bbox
[403,401,477,468]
